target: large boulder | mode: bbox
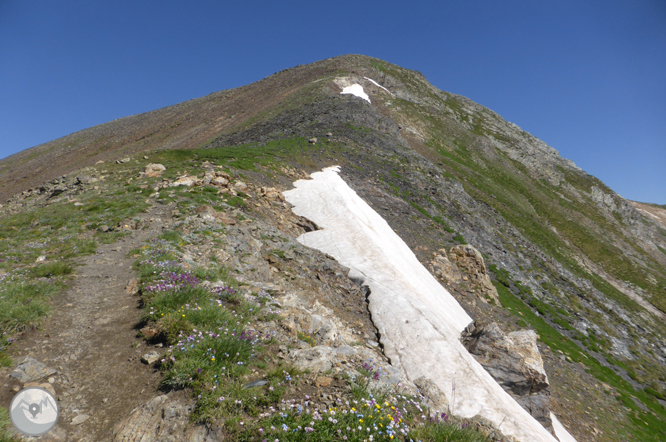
[449,245,500,304]
[429,249,463,284]
[143,164,166,178]
[462,322,552,432]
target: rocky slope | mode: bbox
[1,54,665,441]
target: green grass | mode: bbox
[0,407,15,442]
[489,266,666,441]
[134,238,288,423]
[31,261,74,278]
[297,331,316,347]
[0,281,58,334]
[234,386,489,442]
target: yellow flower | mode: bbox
[352,408,356,411]
[359,419,363,423]
[376,404,381,409]
[182,314,185,317]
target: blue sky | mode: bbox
[1,1,664,203]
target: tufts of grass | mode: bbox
[31,261,74,278]
[0,407,15,442]
[297,331,316,347]
[0,281,57,333]
[234,385,489,442]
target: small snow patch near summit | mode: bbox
[364,77,394,96]
[340,84,370,103]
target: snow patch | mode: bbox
[364,77,395,96]
[283,166,563,442]
[340,84,370,103]
[550,413,577,442]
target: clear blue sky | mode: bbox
[1,1,664,203]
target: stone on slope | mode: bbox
[141,351,161,365]
[462,322,552,431]
[449,245,500,304]
[113,395,218,442]
[10,356,57,383]
[143,163,166,178]
[429,249,463,284]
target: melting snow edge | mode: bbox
[283,166,565,442]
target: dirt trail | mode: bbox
[3,203,173,441]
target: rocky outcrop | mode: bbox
[113,394,221,442]
[429,248,463,284]
[430,245,500,304]
[462,322,552,432]
[142,163,166,178]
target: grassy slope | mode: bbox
[365,60,666,440]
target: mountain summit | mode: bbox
[1,55,665,441]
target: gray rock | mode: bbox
[414,376,449,413]
[462,322,552,432]
[113,395,218,442]
[72,414,90,425]
[9,356,57,383]
[244,379,268,388]
[141,351,161,365]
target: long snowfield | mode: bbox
[283,166,575,442]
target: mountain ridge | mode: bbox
[1,54,666,441]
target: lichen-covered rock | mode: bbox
[449,245,500,304]
[429,249,462,284]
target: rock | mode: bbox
[414,376,449,413]
[429,249,462,284]
[143,163,166,178]
[326,132,333,137]
[10,357,57,383]
[77,175,97,185]
[23,381,56,396]
[309,137,318,144]
[35,255,47,263]
[462,322,552,431]
[125,278,140,295]
[448,245,500,304]
[71,414,90,425]
[113,395,216,442]
[140,327,158,339]
[315,376,334,388]
[243,379,268,389]
[172,176,198,187]
[50,185,67,197]
[141,351,161,365]
[234,181,248,191]
[260,186,284,200]
[99,225,110,232]
[194,205,237,225]
[211,176,229,186]
[116,157,131,164]
[40,425,67,441]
